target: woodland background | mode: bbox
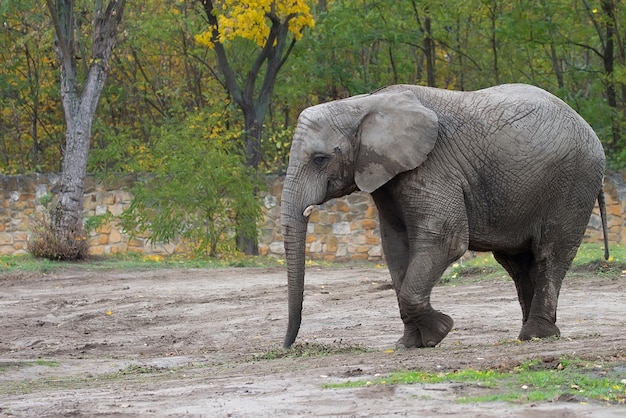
[2,0,626,256]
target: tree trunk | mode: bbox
[600,0,620,151]
[411,1,436,87]
[53,67,107,231]
[489,1,500,85]
[199,0,299,255]
[46,0,126,257]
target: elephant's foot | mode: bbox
[396,310,453,349]
[396,323,423,349]
[518,316,560,341]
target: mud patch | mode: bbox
[1,266,625,416]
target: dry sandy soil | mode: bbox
[1,264,625,417]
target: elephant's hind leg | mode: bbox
[492,251,535,323]
[518,242,573,340]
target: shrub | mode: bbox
[28,202,89,261]
[120,111,262,257]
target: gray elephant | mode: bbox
[281,84,609,349]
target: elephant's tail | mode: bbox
[598,188,610,260]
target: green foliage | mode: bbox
[4,0,626,173]
[261,125,294,173]
[119,111,262,257]
[326,356,626,405]
[84,213,113,235]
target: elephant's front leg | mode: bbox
[374,196,421,347]
[396,253,457,348]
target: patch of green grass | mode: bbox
[0,251,384,275]
[250,341,370,361]
[441,253,504,283]
[0,359,60,372]
[325,367,504,389]
[32,359,60,367]
[441,243,625,283]
[0,253,286,274]
[570,243,626,276]
[326,357,626,405]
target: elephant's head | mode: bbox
[281,88,439,347]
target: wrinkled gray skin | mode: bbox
[281,84,608,349]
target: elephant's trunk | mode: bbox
[281,175,309,348]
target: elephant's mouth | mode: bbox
[324,178,357,202]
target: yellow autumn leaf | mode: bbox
[196,0,314,49]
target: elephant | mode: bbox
[281,83,609,349]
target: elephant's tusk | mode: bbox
[303,205,317,218]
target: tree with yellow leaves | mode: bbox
[196,0,314,254]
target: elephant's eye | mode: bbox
[313,155,328,166]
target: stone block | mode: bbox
[96,223,112,234]
[0,245,15,255]
[102,192,117,205]
[269,241,285,255]
[0,232,13,245]
[128,237,145,248]
[368,245,383,258]
[332,222,351,235]
[325,236,338,253]
[318,211,331,224]
[314,224,331,235]
[364,206,378,219]
[309,241,322,253]
[89,245,104,256]
[109,228,122,244]
[361,219,377,230]
[113,243,128,254]
[323,254,336,262]
[95,205,108,216]
[109,204,125,216]
[351,233,366,245]
[347,193,368,205]
[609,204,621,217]
[35,184,48,199]
[14,232,28,242]
[98,234,109,245]
[117,190,133,203]
[336,200,350,212]
[15,221,31,232]
[348,243,370,253]
[350,253,369,261]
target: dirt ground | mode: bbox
[1,264,625,417]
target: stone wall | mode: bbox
[0,174,166,256]
[0,173,621,259]
[258,177,383,261]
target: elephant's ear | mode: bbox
[354,90,439,193]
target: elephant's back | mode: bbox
[432,84,604,171]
